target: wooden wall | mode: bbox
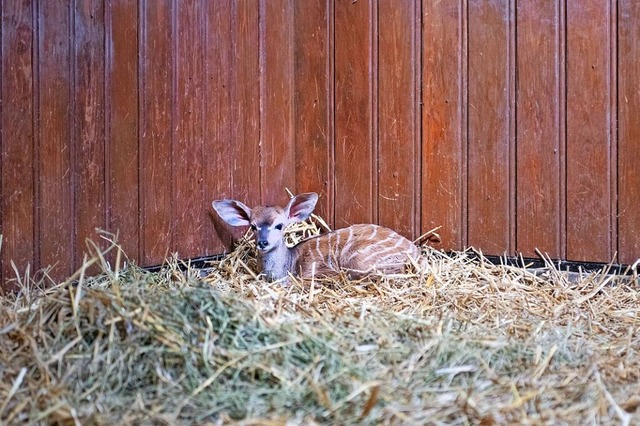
[1,0,639,287]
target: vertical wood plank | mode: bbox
[467,0,512,254]
[618,0,640,264]
[377,0,417,239]
[2,0,638,277]
[1,0,35,283]
[140,0,173,264]
[74,0,106,265]
[293,0,333,223]
[173,0,205,259]
[231,0,261,206]
[515,0,564,258]
[106,0,139,260]
[413,0,422,241]
[566,1,613,262]
[38,1,73,281]
[260,0,295,206]
[334,0,374,228]
[421,0,467,250]
[204,0,234,253]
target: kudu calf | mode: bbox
[212,193,420,281]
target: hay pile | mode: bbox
[1,223,639,425]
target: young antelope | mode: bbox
[212,193,420,281]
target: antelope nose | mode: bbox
[257,240,268,250]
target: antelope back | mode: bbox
[294,224,419,278]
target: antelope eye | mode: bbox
[250,224,257,231]
[275,223,284,231]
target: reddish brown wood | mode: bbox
[140,0,173,264]
[293,0,333,224]
[204,0,234,253]
[421,0,467,250]
[260,0,295,207]
[334,0,374,228]
[566,1,613,262]
[618,0,640,265]
[412,0,422,241]
[106,0,139,261]
[1,0,35,285]
[230,0,261,207]
[377,0,417,239]
[74,0,106,267]
[3,0,640,282]
[174,0,205,259]
[37,0,73,281]
[515,0,564,258]
[467,0,512,254]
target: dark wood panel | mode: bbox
[566,1,613,262]
[230,0,261,207]
[37,0,73,280]
[1,0,35,284]
[74,0,106,266]
[174,0,205,259]
[106,0,139,261]
[334,0,374,228]
[204,0,234,253]
[260,0,295,206]
[515,0,564,258]
[293,0,333,223]
[377,0,417,239]
[467,0,512,254]
[618,0,640,265]
[140,0,173,264]
[3,0,640,284]
[421,0,466,250]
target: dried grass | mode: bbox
[1,222,639,425]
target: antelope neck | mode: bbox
[258,241,299,281]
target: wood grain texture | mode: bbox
[566,0,613,262]
[74,0,106,266]
[260,0,295,206]
[334,0,374,228]
[515,0,564,258]
[293,0,333,224]
[37,0,73,281]
[231,0,261,207]
[204,0,234,253]
[3,1,640,287]
[174,0,205,259]
[106,0,139,260]
[618,0,640,264]
[421,0,467,250]
[1,0,35,284]
[467,0,512,254]
[377,0,417,239]
[140,0,173,264]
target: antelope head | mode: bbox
[213,193,318,252]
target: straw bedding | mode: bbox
[1,221,639,425]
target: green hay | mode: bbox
[1,229,639,425]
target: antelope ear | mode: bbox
[211,199,252,227]
[284,193,318,223]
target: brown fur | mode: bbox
[212,193,419,281]
[294,224,419,279]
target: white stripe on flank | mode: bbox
[369,226,378,240]
[360,237,407,264]
[346,233,396,263]
[340,227,355,259]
